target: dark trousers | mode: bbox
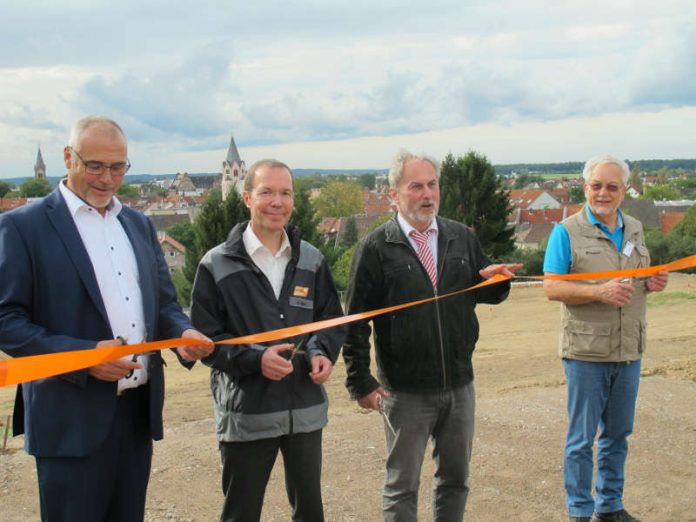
[219,429,324,522]
[35,385,153,522]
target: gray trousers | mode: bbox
[381,382,475,522]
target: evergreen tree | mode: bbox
[439,151,515,258]
[291,188,320,245]
[182,187,249,285]
[340,215,358,248]
[166,221,196,250]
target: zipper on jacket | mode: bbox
[434,236,449,389]
[433,289,447,389]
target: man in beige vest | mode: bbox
[543,155,668,522]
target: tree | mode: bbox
[166,221,196,250]
[568,186,584,203]
[118,182,140,198]
[358,173,376,190]
[313,181,363,219]
[500,247,546,277]
[670,204,696,238]
[0,180,12,198]
[330,244,356,291]
[656,167,670,184]
[295,172,325,192]
[641,185,682,201]
[644,229,671,265]
[182,187,249,285]
[291,188,320,245]
[439,151,515,258]
[19,178,52,197]
[628,162,642,189]
[170,269,193,308]
[340,215,358,248]
[513,173,543,189]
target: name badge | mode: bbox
[289,296,314,310]
[622,241,635,257]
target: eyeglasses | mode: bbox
[587,182,622,193]
[71,147,131,177]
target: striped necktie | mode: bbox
[409,229,437,288]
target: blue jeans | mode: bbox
[381,382,475,522]
[563,359,641,517]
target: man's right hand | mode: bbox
[88,339,143,382]
[261,343,295,381]
[357,387,390,411]
[597,277,635,307]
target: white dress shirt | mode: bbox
[397,213,439,269]
[242,224,292,300]
[59,181,148,393]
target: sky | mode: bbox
[1,0,695,179]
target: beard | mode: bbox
[402,200,439,228]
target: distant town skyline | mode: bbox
[1,0,695,179]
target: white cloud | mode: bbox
[1,0,695,178]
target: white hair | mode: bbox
[582,155,630,185]
[388,149,440,188]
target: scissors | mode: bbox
[290,337,307,360]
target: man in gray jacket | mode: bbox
[190,159,344,522]
[543,155,668,522]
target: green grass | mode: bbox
[647,290,696,306]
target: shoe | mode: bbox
[569,517,591,522]
[591,509,640,522]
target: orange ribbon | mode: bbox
[1,254,695,388]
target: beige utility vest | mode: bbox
[559,207,651,362]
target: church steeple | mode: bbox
[221,134,246,201]
[225,135,242,165]
[34,146,46,180]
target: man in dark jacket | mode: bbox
[343,150,521,521]
[0,116,212,522]
[190,159,345,522]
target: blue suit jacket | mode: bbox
[0,187,192,458]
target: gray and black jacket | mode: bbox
[190,221,345,442]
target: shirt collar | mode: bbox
[396,213,438,239]
[59,179,122,218]
[585,204,624,231]
[242,222,291,257]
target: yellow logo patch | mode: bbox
[293,286,309,298]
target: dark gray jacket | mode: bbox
[343,216,511,399]
[190,222,345,441]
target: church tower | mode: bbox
[221,135,246,200]
[34,147,46,180]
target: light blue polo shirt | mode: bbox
[543,205,625,275]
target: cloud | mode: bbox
[1,0,695,177]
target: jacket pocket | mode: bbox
[564,319,613,358]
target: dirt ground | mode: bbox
[1,274,695,521]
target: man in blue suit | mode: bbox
[0,116,213,521]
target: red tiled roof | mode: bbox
[159,234,186,253]
[0,197,28,211]
[318,217,340,234]
[508,189,545,209]
[363,191,393,215]
[518,208,564,224]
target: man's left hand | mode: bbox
[176,329,214,362]
[479,263,524,279]
[309,355,333,384]
[646,270,669,293]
